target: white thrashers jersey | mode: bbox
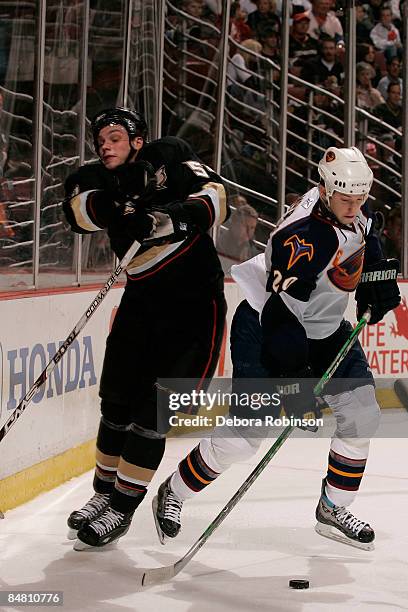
[232,187,382,339]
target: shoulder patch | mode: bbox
[284,234,314,270]
[327,245,365,292]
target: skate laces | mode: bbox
[76,493,109,519]
[90,507,125,536]
[334,507,368,535]
[163,488,183,524]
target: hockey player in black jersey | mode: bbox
[63,107,228,549]
[153,146,401,551]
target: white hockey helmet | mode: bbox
[318,146,373,201]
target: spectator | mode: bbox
[230,194,250,208]
[230,1,253,43]
[366,0,383,24]
[182,0,205,18]
[373,82,402,131]
[381,206,401,259]
[227,38,265,114]
[356,2,374,44]
[370,6,402,61]
[292,0,313,12]
[369,133,402,207]
[217,203,260,267]
[301,36,344,88]
[356,42,382,86]
[258,22,280,61]
[227,38,262,88]
[356,61,384,110]
[288,88,343,163]
[247,0,280,38]
[377,57,402,100]
[307,0,344,44]
[204,0,222,15]
[239,0,257,15]
[289,10,319,71]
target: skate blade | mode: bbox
[152,495,167,546]
[73,538,119,551]
[67,528,78,540]
[315,522,374,551]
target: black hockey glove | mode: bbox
[355,259,401,325]
[108,160,157,204]
[143,202,192,246]
[119,202,157,242]
[278,366,320,432]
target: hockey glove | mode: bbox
[355,259,401,325]
[143,202,192,246]
[278,366,320,432]
[109,160,157,204]
[119,202,157,242]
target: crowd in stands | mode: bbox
[0,0,405,272]
[169,0,403,263]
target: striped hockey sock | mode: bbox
[325,449,367,507]
[171,444,220,500]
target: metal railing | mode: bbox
[0,1,406,288]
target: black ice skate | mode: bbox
[315,483,375,551]
[152,477,183,545]
[73,506,134,550]
[67,492,110,540]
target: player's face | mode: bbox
[330,191,366,224]
[97,125,143,169]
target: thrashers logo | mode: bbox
[327,246,365,291]
[284,235,314,270]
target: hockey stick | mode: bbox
[141,309,371,586]
[0,239,142,444]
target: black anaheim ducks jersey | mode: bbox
[64,136,228,298]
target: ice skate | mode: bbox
[67,492,110,540]
[152,477,183,545]
[73,506,134,550]
[315,483,375,551]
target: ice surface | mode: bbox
[1,433,407,611]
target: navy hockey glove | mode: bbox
[356,259,401,325]
[278,366,320,432]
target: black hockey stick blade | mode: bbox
[141,311,370,586]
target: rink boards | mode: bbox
[0,280,407,512]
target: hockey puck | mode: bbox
[289,579,309,589]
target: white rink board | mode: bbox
[1,279,407,481]
[0,285,124,480]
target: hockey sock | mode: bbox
[94,415,130,494]
[170,444,220,501]
[325,449,367,507]
[110,426,166,513]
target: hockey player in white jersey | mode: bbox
[153,146,401,550]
